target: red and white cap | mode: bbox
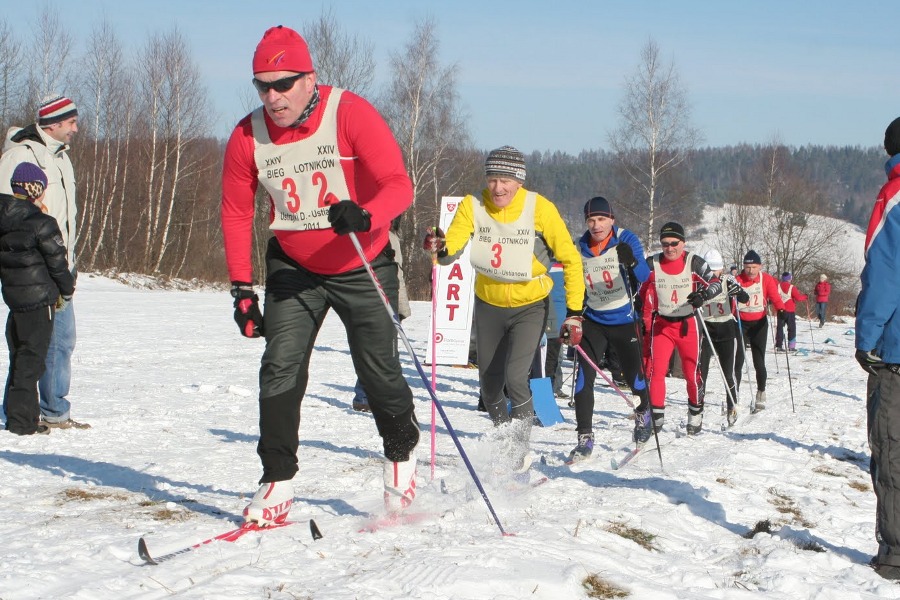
[252,26,314,74]
[37,95,78,127]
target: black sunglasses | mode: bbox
[660,240,682,248]
[252,73,307,94]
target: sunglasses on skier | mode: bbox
[660,240,682,248]
[252,73,308,94]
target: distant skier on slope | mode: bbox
[774,272,808,352]
[733,250,786,412]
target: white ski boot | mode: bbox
[243,481,294,526]
[383,455,417,512]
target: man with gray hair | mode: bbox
[0,94,86,429]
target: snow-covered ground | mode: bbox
[0,273,892,599]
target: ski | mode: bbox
[611,447,641,470]
[138,520,296,565]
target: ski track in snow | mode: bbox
[0,273,897,599]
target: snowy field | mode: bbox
[0,272,893,600]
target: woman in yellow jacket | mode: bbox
[424,146,585,473]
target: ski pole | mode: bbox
[805,300,817,353]
[348,232,509,536]
[621,261,663,469]
[734,299,755,408]
[783,331,796,413]
[567,351,579,408]
[768,307,780,374]
[573,345,635,409]
[429,253,438,481]
[694,311,737,421]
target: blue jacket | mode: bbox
[578,226,650,326]
[857,154,900,362]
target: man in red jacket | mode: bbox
[774,272,808,351]
[734,250,785,412]
[640,222,721,435]
[814,274,831,328]
[221,26,419,525]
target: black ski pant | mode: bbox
[573,318,649,435]
[867,366,900,568]
[3,307,53,435]
[735,317,768,393]
[698,319,738,410]
[775,310,797,349]
[475,297,547,426]
[257,238,418,483]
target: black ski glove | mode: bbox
[855,348,884,376]
[687,290,707,308]
[231,282,263,338]
[328,200,371,235]
[615,242,637,269]
[726,280,750,303]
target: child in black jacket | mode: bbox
[1,162,75,435]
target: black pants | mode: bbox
[735,317,768,392]
[698,319,738,409]
[573,318,649,435]
[868,368,900,567]
[775,311,797,348]
[257,238,418,483]
[3,308,53,434]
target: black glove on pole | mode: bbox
[687,290,707,309]
[615,242,637,269]
[328,200,371,235]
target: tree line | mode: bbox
[0,10,882,313]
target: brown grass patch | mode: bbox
[605,521,659,552]
[59,487,129,503]
[582,573,630,598]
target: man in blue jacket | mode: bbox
[856,115,900,580]
[568,196,651,462]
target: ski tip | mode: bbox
[137,537,158,565]
[309,519,323,541]
[610,459,619,470]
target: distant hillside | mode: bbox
[526,144,885,233]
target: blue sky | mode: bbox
[20,0,894,154]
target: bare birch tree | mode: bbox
[0,20,24,128]
[379,18,475,295]
[609,39,702,248]
[302,8,375,97]
[28,6,74,102]
[136,29,212,274]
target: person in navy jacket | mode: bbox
[568,197,651,462]
[856,115,900,581]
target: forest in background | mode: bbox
[0,9,886,311]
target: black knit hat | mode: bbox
[659,221,685,241]
[583,196,614,219]
[886,116,900,157]
[743,250,762,265]
[484,145,526,182]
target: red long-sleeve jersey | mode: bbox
[221,86,412,282]
[735,271,785,322]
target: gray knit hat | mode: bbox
[484,145,526,182]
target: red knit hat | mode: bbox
[252,26,314,74]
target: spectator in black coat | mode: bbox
[0,162,75,435]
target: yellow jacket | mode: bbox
[440,187,584,312]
